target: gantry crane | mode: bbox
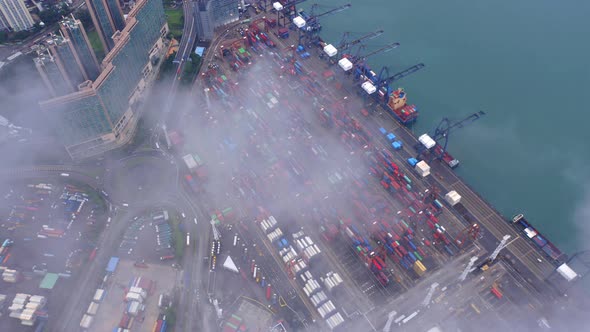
[415,111,486,166]
[455,223,481,248]
[336,29,384,53]
[348,42,400,70]
[275,0,307,26]
[373,64,425,96]
[298,3,352,44]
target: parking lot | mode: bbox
[116,209,179,264]
[0,179,108,330]
[87,259,178,332]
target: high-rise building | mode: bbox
[194,0,238,41]
[60,15,100,81]
[195,0,214,41]
[40,0,168,160]
[85,0,126,52]
[210,0,238,27]
[45,34,87,86]
[0,0,34,31]
[34,47,76,97]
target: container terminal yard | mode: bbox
[1,1,587,332]
[166,1,587,331]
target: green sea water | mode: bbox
[309,0,590,254]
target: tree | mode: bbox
[0,31,7,44]
[39,8,61,25]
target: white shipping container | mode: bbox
[402,311,419,324]
[444,191,461,206]
[80,314,94,328]
[93,289,105,302]
[326,312,345,330]
[87,302,99,315]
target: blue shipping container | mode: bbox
[408,252,417,263]
[408,241,417,251]
[444,245,454,256]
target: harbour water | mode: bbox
[310,0,590,253]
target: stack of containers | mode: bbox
[1,267,19,283]
[291,259,308,276]
[127,301,141,316]
[326,312,345,330]
[303,279,321,297]
[259,216,278,234]
[80,314,94,329]
[317,300,336,319]
[309,291,328,308]
[321,272,343,292]
[280,245,298,264]
[93,289,106,302]
[292,231,321,262]
[8,294,45,326]
[267,228,283,243]
[87,301,100,316]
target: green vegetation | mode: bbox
[39,3,71,26]
[170,214,185,259]
[180,53,202,86]
[165,8,184,40]
[87,30,105,62]
[158,51,177,80]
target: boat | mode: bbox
[385,88,419,125]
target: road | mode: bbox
[154,0,197,146]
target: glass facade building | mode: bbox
[47,35,86,87]
[86,0,125,51]
[40,0,167,159]
[60,16,100,81]
[34,50,75,97]
[195,0,238,41]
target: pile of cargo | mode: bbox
[221,313,245,332]
[183,153,208,193]
[93,288,106,302]
[340,221,390,286]
[1,267,20,283]
[256,215,344,330]
[8,294,46,326]
[0,238,13,264]
[292,230,321,262]
[321,272,343,292]
[27,183,53,194]
[38,224,65,238]
[152,314,168,332]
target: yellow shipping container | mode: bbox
[413,261,427,276]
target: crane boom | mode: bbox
[379,63,425,87]
[355,42,400,63]
[338,29,384,51]
[433,111,486,141]
[278,0,307,11]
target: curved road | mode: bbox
[0,152,210,331]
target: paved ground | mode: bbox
[88,259,177,332]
